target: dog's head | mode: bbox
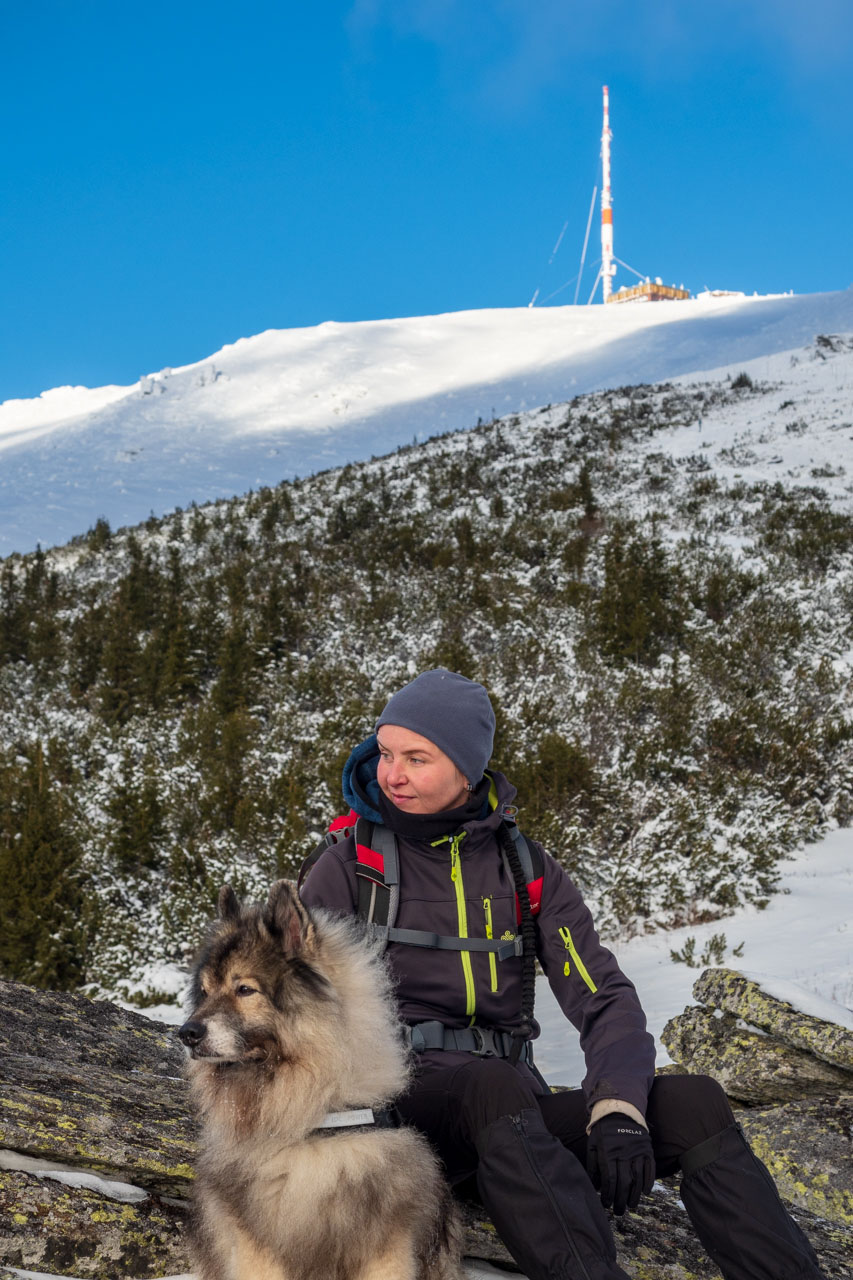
[178,879,334,1066]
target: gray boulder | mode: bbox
[0,980,195,1196]
[739,1093,853,1227]
[692,968,853,1071]
[5,1160,848,1280]
[0,978,185,1075]
[0,1170,187,1278]
[661,968,853,1235]
[661,1005,853,1104]
[0,1051,195,1197]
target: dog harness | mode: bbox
[313,1106,398,1137]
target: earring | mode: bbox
[466,782,474,792]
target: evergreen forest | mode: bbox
[1,366,851,1004]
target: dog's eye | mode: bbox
[236,985,257,997]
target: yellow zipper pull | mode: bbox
[483,897,498,993]
[559,926,572,976]
[558,925,598,992]
[449,832,465,881]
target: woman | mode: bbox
[301,668,824,1280]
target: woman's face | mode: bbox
[376,724,470,814]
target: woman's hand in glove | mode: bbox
[586,1113,655,1215]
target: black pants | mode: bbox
[397,1058,728,1185]
[397,1058,825,1280]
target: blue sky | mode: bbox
[2,0,852,401]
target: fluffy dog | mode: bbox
[179,879,464,1280]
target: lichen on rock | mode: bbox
[0,980,185,1077]
[0,1168,189,1279]
[0,1052,196,1196]
[692,968,853,1072]
[739,1094,853,1226]
[661,1006,852,1104]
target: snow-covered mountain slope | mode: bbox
[2,288,852,558]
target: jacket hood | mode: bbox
[341,734,517,835]
[342,734,385,823]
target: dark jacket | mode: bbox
[300,738,656,1118]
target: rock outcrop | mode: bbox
[0,980,194,1196]
[661,1004,852,1104]
[0,1171,187,1277]
[2,975,852,1277]
[739,1095,853,1228]
[662,967,853,1232]
[662,967,853,1108]
[692,968,853,1071]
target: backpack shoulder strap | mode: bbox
[489,779,544,916]
[354,819,525,958]
[501,818,545,917]
[297,809,358,892]
[298,812,401,947]
[354,817,399,944]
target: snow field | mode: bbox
[2,289,853,557]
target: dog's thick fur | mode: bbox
[180,879,465,1280]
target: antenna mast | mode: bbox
[600,85,615,303]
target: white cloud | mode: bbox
[345,0,853,108]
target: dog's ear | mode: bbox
[264,879,315,957]
[218,885,241,921]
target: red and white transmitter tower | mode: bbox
[600,85,615,302]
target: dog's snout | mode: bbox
[178,1019,206,1047]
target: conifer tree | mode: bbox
[87,516,112,551]
[161,607,198,705]
[0,563,26,664]
[28,564,62,674]
[255,575,289,662]
[107,748,164,872]
[201,707,257,832]
[123,535,158,631]
[69,594,105,697]
[99,598,140,724]
[578,459,597,518]
[138,626,168,710]
[594,522,685,666]
[0,745,89,989]
[212,615,252,716]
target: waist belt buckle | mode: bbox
[470,1026,500,1058]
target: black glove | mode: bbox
[586,1113,655,1215]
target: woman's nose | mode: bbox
[387,759,408,785]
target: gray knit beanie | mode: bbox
[375,669,496,785]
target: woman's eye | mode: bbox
[236,985,257,997]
